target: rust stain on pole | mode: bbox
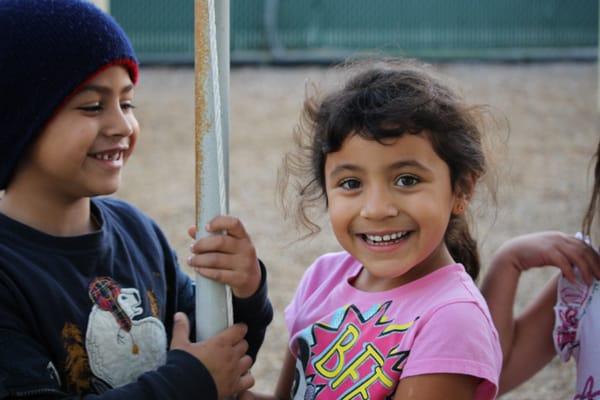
[194,0,209,227]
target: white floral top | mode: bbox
[554,233,600,400]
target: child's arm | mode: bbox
[393,374,480,399]
[0,287,252,400]
[188,216,274,361]
[481,231,600,394]
[237,348,297,400]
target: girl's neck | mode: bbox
[353,243,455,292]
[0,184,96,237]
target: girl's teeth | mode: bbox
[365,231,408,244]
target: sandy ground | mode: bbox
[117,62,598,399]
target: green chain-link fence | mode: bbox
[111,0,598,63]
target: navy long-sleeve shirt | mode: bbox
[0,197,273,399]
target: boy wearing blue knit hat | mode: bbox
[0,1,272,399]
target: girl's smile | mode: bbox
[325,132,458,291]
[358,230,412,250]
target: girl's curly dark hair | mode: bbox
[279,60,496,281]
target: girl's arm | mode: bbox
[393,374,479,400]
[239,348,296,400]
[481,231,600,394]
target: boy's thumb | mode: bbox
[171,312,190,345]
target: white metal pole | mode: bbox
[216,0,230,205]
[194,0,233,341]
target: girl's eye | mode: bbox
[340,178,361,190]
[395,175,419,187]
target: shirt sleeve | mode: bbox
[401,301,501,400]
[232,260,274,363]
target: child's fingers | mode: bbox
[564,238,600,282]
[188,251,254,273]
[236,363,255,393]
[574,239,600,279]
[190,234,242,256]
[218,323,248,345]
[194,266,240,286]
[555,245,594,286]
[206,215,249,239]
[170,312,191,348]
[550,250,579,284]
[238,390,256,400]
[187,225,197,239]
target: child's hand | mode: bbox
[170,312,255,397]
[187,216,262,298]
[492,231,600,285]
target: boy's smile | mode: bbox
[88,145,130,169]
[324,133,457,291]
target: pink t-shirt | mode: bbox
[285,252,501,400]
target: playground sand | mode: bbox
[119,62,596,399]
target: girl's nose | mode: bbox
[360,187,399,220]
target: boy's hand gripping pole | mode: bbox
[194,0,233,341]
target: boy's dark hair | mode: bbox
[582,139,600,237]
[280,60,491,280]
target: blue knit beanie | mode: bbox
[0,0,139,190]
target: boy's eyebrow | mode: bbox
[77,84,134,95]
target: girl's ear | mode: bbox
[452,199,467,215]
[452,174,477,215]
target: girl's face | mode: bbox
[324,133,459,291]
[17,66,138,198]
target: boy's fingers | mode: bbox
[220,323,248,344]
[188,225,197,239]
[236,372,254,399]
[195,266,238,286]
[207,216,248,239]
[171,312,190,346]
[234,336,250,357]
[238,390,256,400]
[190,234,238,255]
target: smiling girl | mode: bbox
[241,61,501,400]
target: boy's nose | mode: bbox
[103,107,136,137]
[360,187,399,220]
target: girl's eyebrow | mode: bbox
[328,163,363,178]
[78,84,134,95]
[389,160,432,173]
[329,159,432,177]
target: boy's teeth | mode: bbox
[94,152,122,161]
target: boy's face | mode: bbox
[18,66,138,198]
